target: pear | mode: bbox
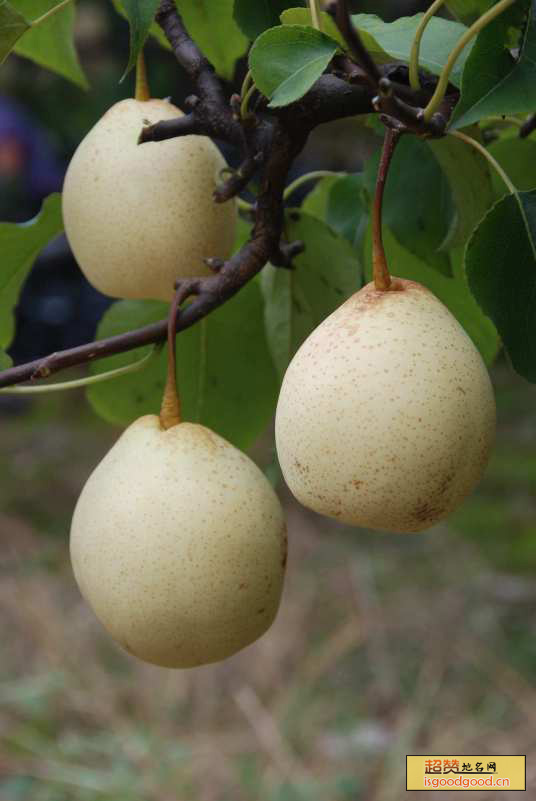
[275,278,496,533]
[70,417,287,668]
[62,98,236,302]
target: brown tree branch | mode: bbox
[333,0,381,88]
[520,113,536,138]
[155,0,225,106]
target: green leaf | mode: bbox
[445,0,494,24]
[315,174,366,244]
[352,13,471,87]
[280,7,346,48]
[87,300,165,427]
[0,350,13,370]
[261,211,360,377]
[12,0,87,88]
[364,226,499,365]
[235,0,305,40]
[302,173,367,246]
[452,0,534,128]
[465,189,536,381]
[488,136,536,196]
[0,194,63,349]
[176,0,248,80]
[88,281,278,449]
[302,174,344,222]
[451,2,519,128]
[0,0,30,64]
[112,0,170,51]
[249,25,339,108]
[120,0,161,77]
[426,132,495,249]
[363,137,453,275]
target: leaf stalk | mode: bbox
[283,170,343,202]
[0,348,156,395]
[423,0,517,122]
[308,0,322,32]
[449,129,516,195]
[409,0,448,91]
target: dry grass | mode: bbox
[0,367,535,800]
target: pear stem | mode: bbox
[159,287,185,430]
[372,128,401,291]
[135,51,150,102]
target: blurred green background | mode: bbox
[1,1,535,799]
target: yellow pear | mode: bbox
[62,98,236,301]
[70,417,287,668]
[275,278,496,533]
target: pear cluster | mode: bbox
[67,100,496,671]
[67,97,284,670]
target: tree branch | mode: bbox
[520,113,536,139]
[155,0,224,106]
[333,0,381,87]
[0,0,458,390]
[138,113,200,143]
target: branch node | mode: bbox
[230,93,242,119]
[378,77,393,97]
[429,112,448,136]
[32,364,52,380]
[271,240,304,269]
[379,114,406,133]
[166,279,203,314]
[184,94,200,109]
[204,257,225,273]
[214,149,268,203]
[138,114,198,144]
